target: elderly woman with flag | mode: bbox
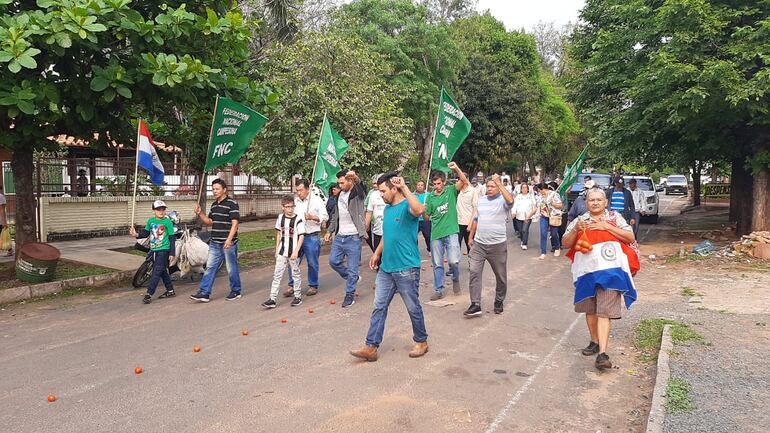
[562,188,639,370]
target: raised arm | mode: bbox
[449,162,468,192]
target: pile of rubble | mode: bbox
[732,231,770,259]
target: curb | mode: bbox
[646,324,673,433]
[0,270,133,305]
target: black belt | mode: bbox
[305,232,320,237]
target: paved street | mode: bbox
[0,200,686,433]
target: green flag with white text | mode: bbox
[204,96,268,171]
[430,88,472,173]
[558,146,589,197]
[313,116,350,193]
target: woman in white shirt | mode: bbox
[511,184,536,250]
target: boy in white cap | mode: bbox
[129,200,176,304]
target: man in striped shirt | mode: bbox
[605,177,635,225]
[190,179,242,303]
[465,174,514,317]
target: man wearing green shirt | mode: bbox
[424,162,469,300]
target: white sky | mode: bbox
[476,0,586,31]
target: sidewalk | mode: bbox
[0,218,277,270]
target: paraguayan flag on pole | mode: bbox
[137,120,165,186]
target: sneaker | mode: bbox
[521,245,528,250]
[283,287,294,298]
[538,254,546,260]
[261,299,277,309]
[226,291,242,301]
[463,303,482,317]
[445,270,453,277]
[291,297,303,307]
[493,300,504,314]
[430,291,444,301]
[143,294,152,304]
[582,341,600,356]
[189,292,210,303]
[158,290,176,299]
[342,293,356,308]
[306,287,318,296]
[554,249,561,257]
[595,352,612,370]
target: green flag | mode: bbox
[204,96,268,171]
[313,116,350,193]
[558,146,589,197]
[430,88,472,173]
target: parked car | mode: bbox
[566,173,613,204]
[665,175,689,195]
[623,175,660,224]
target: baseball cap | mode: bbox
[613,176,624,185]
[152,200,167,210]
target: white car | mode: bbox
[623,175,659,224]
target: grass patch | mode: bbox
[635,319,704,362]
[665,378,694,413]
[0,261,113,290]
[681,287,697,297]
[238,229,278,253]
[665,253,709,264]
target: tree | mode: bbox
[530,20,573,77]
[0,1,275,250]
[244,30,413,183]
[335,0,462,178]
[567,0,770,233]
[419,0,477,22]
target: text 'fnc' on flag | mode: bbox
[137,120,165,186]
[313,115,350,193]
[430,88,471,173]
[205,96,268,171]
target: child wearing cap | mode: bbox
[130,200,176,304]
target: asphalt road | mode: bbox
[0,206,679,433]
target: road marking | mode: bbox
[484,315,581,433]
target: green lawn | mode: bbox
[238,229,277,253]
[0,261,114,290]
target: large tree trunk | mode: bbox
[691,160,702,207]
[11,147,37,252]
[730,157,753,235]
[751,166,770,232]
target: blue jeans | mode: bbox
[539,218,561,254]
[365,267,428,347]
[514,219,532,246]
[430,233,460,293]
[199,240,241,296]
[329,234,362,295]
[147,249,173,296]
[289,233,320,289]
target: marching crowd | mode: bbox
[130,164,639,370]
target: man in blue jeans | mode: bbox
[285,179,328,297]
[190,179,242,302]
[350,173,428,362]
[324,170,367,308]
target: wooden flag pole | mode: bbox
[130,120,142,228]
[196,95,221,213]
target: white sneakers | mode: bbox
[538,254,546,260]
[554,250,561,257]
[521,244,528,250]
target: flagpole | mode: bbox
[130,120,142,228]
[307,112,327,216]
[197,95,221,212]
[426,90,442,182]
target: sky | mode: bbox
[476,0,586,32]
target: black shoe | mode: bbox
[261,299,277,309]
[595,352,612,370]
[493,300,504,314]
[143,294,152,304]
[226,291,242,301]
[463,303,482,317]
[189,291,210,303]
[581,341,600,356]
[291,297,302,307]
[158,290,175,299]
[445,270,453,277]
[342,293,355,308]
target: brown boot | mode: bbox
[350,345,378,362]
[409,341,429,358]
[306,287,318,296]
[283,287,294,298]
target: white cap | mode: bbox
[152,200,167,209]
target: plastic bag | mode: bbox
[0,227,11,251]
[177,230,208,276]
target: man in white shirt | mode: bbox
[627,179,646,238]
[456,176,478,255]
[365,187,386,252]
[286,179,328,297]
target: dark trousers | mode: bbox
[418,220,431,252]
[513,219,532,246]
[147,249,173,296]
[458,224,471,253]
[468,241,508,305]
[366,230,383,252]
